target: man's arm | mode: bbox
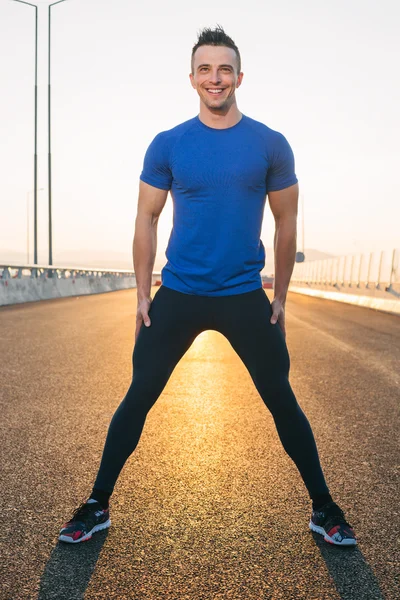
[133,180,168,304]
[264,128,298,335]
[268,181,299,307]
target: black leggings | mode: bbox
[93,285,329,499]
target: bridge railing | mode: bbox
[0,264,162,281]
[2,249,399,298]
[291,248,400,297]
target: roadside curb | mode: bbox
[289,285,400,316]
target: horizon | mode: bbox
[0,245,388,273]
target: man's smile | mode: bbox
[206,88,226,96]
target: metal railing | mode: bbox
[0,263,140,280]
[291,248,400,298]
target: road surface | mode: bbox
[0,287,399,599]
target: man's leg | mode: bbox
[211,288,357,546]
[59,286,204,542]
[213,288,330,501]
[92,285,204,498]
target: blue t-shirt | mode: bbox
[140,114,297,296]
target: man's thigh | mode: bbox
[214,288,290,377]
[133,286,205,374]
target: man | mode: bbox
[59,26,357,547]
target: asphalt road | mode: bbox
[0,287,399,600]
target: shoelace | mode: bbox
[323,506,352,531]
[71,501,99,521]
[325,514,350,527]
[318,503,351,528]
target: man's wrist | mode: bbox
[273,293,287,305]
[137,292,152,303]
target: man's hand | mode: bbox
[135,297,152,343]
[270,298,286,339]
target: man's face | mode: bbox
[190,45,243,112]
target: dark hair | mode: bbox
[191,24,241,75]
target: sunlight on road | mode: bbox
[191,330,212,346]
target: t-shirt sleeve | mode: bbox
[139,132,172,191]
[266,132,298,192]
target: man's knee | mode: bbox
[127,369,172,404]
[255,374,298,412]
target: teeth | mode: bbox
[208,89,222,94]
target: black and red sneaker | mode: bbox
[59,500,111,543]
[309,501,357,546]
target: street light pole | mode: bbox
[11,0,38,264]
[27,187,44,263]
[27,190,29,264]
[48,0,69,267]
[295,193,306,263]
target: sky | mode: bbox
[1,0,399,270]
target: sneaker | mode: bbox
[309,501,357,546]
[59,500,111,543]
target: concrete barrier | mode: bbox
[0,264,161,307]
[288,284,400,316]
[0,275,138,306]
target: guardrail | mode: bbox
[0,264,273,283]
[0,263,163,307]
[0,264,140,280]
[291,248,400,298]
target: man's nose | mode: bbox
[209,69,222,84]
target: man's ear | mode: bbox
[189,73,196,89]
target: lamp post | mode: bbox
[27,188,44,263]
[11,0,39,264]
[301,193,305,254]
[48,0,69,268]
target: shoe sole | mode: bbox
[309,520,357,546]
[59,518,111,543]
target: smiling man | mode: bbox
[59,26,357,547]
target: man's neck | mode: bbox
[198,104,242,129]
